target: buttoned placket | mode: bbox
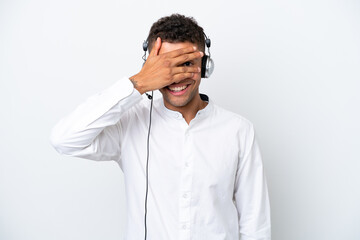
[178,125,193,240]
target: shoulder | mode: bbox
[210,103,257,156]
[118,93,152,127]
[211,102,255,133]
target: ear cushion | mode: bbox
[201,55,208,78]
[143,41,148,52]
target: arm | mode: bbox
[49,78,142,161]
[234,124,271,240]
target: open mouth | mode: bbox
[167,84,190,95]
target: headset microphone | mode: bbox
[142,40,153,100]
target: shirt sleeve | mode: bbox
[49,77,143,161]
[234,123,271,240]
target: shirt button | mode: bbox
[185,162,189,167]
[183,193,188,198]
[182,224,187,230]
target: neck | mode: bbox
[164,94,208,125]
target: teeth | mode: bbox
[168,85,187,92]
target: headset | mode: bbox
[142,34,214,79]
[142,34,214,240]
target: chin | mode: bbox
[160,90,196,109]
[163,95,192,108]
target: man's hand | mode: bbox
[129,37,203,95]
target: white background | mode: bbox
[1,0,359,239]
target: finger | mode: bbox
[171,66,201,75]
[149,37,162,57]
[171,72,196,83]
[166,45,198,58]
[172,51,204,66]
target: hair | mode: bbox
[147,14,206,52]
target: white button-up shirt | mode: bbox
[50,77,271,240]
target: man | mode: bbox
[50,14,271,240]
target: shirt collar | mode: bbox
[158,93,213,120]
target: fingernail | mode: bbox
[200,51,204,57]
[193,46,197,50]
[198,67,201,72]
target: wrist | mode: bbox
[129,74,146,95]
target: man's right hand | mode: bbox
[129,37,203,95]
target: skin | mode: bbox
[130,37,208,124]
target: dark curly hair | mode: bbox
[147,14,206,52]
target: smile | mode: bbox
[167,84,190,96]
